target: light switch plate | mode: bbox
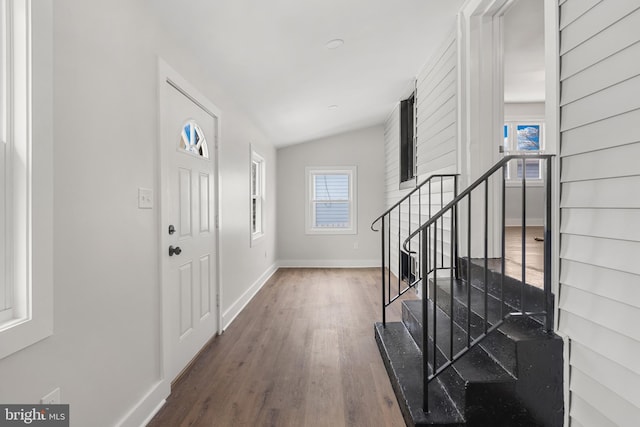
[138,188,153,209]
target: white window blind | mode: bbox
[306,166,357,235]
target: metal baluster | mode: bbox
[454,176,460,280]
[388,214,391,306]
[544,157,553,331]
[433,219,438,373]
[467,193,472,347]
[419,183,422,284]
[398,204,402,296]
[441,177,444,267]
[484,180,489,333]
[422,229,429,412]
[522,159,527,314]
[501,165,507,319]
[450,205,455,360]
[382,216,386,327]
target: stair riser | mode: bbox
[374,322,466,426]
[458,259,545,313]
[402,303,517,415]
[425,284,518,374]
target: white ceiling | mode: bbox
[151,0,465,147]
[503,0,546,103]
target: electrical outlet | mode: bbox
[41,388,61,405]
[353,241,359,249]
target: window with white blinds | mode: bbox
[305,166,357,235]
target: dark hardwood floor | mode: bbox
[148,268,412,427]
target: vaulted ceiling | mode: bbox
[151,0,465,147]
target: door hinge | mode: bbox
[215,214,219,229]
[216,294,220,308]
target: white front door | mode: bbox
[160,67,220,382]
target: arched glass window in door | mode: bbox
[180,120,209,158]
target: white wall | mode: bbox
[557,1,640,426]
[277,126,385,267]
[0,1,277,426]
[504,102,545,226]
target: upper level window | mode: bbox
[180,120,209,158]
[250,148,265,244]
[305,166,357,235]
[503,122,544,182]
[399,92,416,187]
[0,0,53,359]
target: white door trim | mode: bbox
[156,58,223,384]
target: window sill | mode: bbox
[305,227,357,236]
[399,178,416,191]
[251,232,265,247]
[505,180,545,188]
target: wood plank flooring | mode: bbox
[148,268,412,427]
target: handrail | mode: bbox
[402,154,553,251]
[370,173,458,232]
[392,153,555,412]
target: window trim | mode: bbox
[250,146,265,245]
[305,166,357,235]
[0,0,53,360]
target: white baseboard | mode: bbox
[277,259,380,268]
[222,263,278,330]
[115,380,169,427]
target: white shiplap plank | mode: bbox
[560,259,640,308]
[561,233,640,276]
[559,311,640,377]
[560,75,640,131]
[561,142,640,182]
[417,64,456,116]
[560,208,640,242]
[561,41,640,105]
[560,0,640,55]
[561,11,640,80]
[570,393,619,427]
[560,0,602,30]
[417,33,456,89]
[417,121,456,150]
[417,55,456,109]
[570,367,640,427]
[420,109,457,142]
[561,108,640,157]
[418,151,457,177]
[561,176,640,209]
[417,92,456,134]
[571,341,640,408]
[417,136,456,163]
[559,285,640,342]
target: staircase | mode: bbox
[372,156,563,426]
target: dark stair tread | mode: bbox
[460,258,546,310]
[375,322,465,426]
[402,300,514,383]
[430,277,544,327]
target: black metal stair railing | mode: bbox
[399,154,554,412]
[371,174,458,326]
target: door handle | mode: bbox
[169,245,182,256]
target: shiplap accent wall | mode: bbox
[383,29,458,277]
[558,1,640,426]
